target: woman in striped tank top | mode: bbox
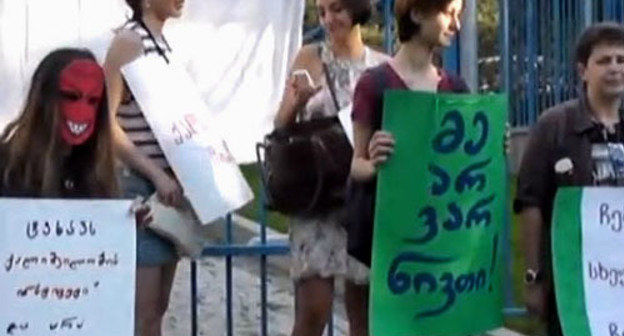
[104,1,185,335]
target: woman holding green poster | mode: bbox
[346,0,468,331]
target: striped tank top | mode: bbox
[116,20,171,168]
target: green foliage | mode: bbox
[478,0,499,58]
[477,0,500,91]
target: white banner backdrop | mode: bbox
[167,0,304,162]
[0,0,304,163]
[0,0,128,127]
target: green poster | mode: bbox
[370,91,507,336]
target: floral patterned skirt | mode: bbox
[289,211,369,284]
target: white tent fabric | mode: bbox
[168,0,304,162]
[0,0,128,127]
[0,0,304,163]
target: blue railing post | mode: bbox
[191,260,198,336]
[327,311,334,336]
[498,0,510,95]
[443,39,461,76]
[225,214,234,336]
[603,0,624,21]
[383,0,394,54]
[259,188,269,336]
[525,0,538,125]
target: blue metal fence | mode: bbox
[189,202,293,336]
[501,0,624,127]
[187,1,624,334]
[501,0,586,127]
[600,0,624,21]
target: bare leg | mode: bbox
[345,281,369,336]
[291,275,334,336]
[135,261,178,336]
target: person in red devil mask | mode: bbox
[0,48,118,197]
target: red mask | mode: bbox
[58,59,105,145]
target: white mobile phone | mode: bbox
[291,69,315,88]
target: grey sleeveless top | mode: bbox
[301,41,389,121]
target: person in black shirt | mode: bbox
[515,22,624,336]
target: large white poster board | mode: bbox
[122,56,254,224]
[553,187,624,336]
[0,199,135,336]
[581,188,624,335]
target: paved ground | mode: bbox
[163,257,349,336]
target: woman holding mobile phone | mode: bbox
[273,1,388,335]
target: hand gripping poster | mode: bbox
[370,91,507,336]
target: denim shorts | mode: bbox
[120,168,178,267]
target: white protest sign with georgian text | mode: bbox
[582,188,624,336]
[0,199,135,336]
[553,187,624,336]
[122,56,254,224]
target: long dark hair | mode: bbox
[125,0,143,21]
[0,48,119,197]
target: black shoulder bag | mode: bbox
[256,48,352,216]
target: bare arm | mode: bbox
[514,113,556,319]
[273,46,321,128]
[349,68,395,182]
[520,206,549,318]
[350,121,376,181]
[350,121,395,182]
[515,115,555,276]
[104,30,181,206]
[520,207,544,273]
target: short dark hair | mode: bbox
[341,0,372,26]
[575,22,624,66]
[394,0,457,43]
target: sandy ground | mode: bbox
[163,257,349,336]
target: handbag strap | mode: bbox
[302,136,327,214]
[255,142,273,206]
[318,44,341,112]
[256,136,326,214]
[136,19,172,64]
